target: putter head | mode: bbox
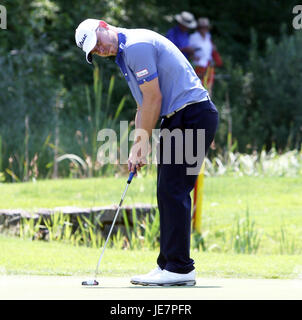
[82,279,99,286]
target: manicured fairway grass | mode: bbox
[1,235,302,279]
[203,176,302,230]
[0,175,158,209]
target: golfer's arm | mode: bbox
[135,77,162,142]
[135,103,142,129]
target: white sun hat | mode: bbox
[174,11,197,29]
[75,19,100,64]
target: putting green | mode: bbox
[0,275,301,300]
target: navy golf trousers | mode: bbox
[156,99,219,274]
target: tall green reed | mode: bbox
[16,209,301,255]
[57,63,128,178]
[230,208,262,254]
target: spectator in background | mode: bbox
[166,11,197,60]
[189,17,223,96]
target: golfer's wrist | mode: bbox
[133,134,149,145]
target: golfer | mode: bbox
[75,19,219,286]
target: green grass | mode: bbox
[1,235,302,279]
[0,175,157,209]
[203,176,302,231]
[1,175,301,218]
[201,176,302,254]
[1,175,302,254]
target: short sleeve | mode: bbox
[125,43,158,85]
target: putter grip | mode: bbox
[127,168,136,184]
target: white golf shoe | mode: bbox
[130,266,163,284]
[130,268,196,286]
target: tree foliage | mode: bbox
[0,0,301,179]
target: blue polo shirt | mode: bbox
[115,28,208,117]
[166,25,190,59]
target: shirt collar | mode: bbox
[115,32,126,63]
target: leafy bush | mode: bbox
[0,43,61,181]
[214,30,302,152]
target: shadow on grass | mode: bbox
[82,285,222,289]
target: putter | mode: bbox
[82,169,137,286]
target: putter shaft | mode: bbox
[94,170,136,277]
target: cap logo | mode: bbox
[78,34,87,49]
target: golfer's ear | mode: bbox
[139,77,162,101]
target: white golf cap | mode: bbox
[75,19,100,64]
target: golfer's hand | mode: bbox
[128,142,147,173]
[128,155,147,173]
[128,159,145,174]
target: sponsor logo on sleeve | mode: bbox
[136,69,149,78]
